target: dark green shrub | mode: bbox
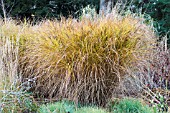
[130,0,170,46]
[0,0,99,19]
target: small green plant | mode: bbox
[75,106,108,113]
[111,98,154,113]
[38,100,76,113]
[0,92,38,113]
[38,101,109,113]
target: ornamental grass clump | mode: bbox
[0,30,37,113]
[0,20,20,38]
[21,14,156,106]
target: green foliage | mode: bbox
[0,0,99,19]
[130,0,170,45]
[111,98,154,113]
[144,0,170,37]
[38,100,76,113]
[75,107,108,113]
[0,92,38,113]
[38,100,108,113]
